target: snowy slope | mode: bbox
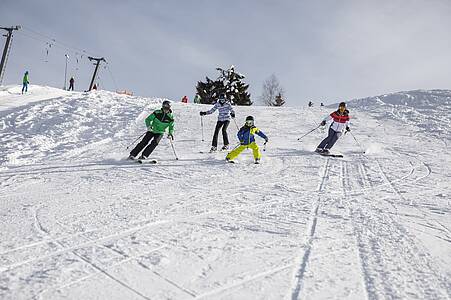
[0,85,72,112]
[0,87,450,300]
[345,89,451,141]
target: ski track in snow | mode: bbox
[0,86,450,299]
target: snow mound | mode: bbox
[345,89,451,140]
[0,88,166,166]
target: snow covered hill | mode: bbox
[345,89,451,141]
[0,86,450,299]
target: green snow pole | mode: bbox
[169,137,179,160]
[126,132,146,150]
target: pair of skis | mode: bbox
[227,161,261,164]
[316,152,343,158]
[128,157,158,164]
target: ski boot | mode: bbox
[128,155,136,160]
[315,148,324,154]
[226,157,235,164]
[209,146,217,153]
[221,145,229,151]
[254,158,261,164]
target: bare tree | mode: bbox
[260,74,285,106]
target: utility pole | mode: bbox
[64,54,69,90]
[0,26,21,85]
[87,56,105,91]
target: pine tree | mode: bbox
[196,77,224,104]
[196,66,252,105]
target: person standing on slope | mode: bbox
[226,116,268,164]
[316,102,350,154]
[129,100,175,160]
[22,71,29,94]
[200,93,235,152]
[68,77,75,91]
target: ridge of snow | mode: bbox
[341,89,451,140]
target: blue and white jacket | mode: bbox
[237,125,268,145]
[205,101,235,122]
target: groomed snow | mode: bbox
[0,86,450,299]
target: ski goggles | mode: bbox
[245,120,254,126]
[162,104,171,110]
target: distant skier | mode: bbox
[226,116,268,164]
[320,102,324,107]
[128,100,175,160]
[181,95,188,103]
[316,102,350,154]
[193,94,201,104]
[22,71,29,94]
[308,101,313,107]
[68,77,75,91]
[200,93,235,152]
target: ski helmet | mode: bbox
[245,116,254,126]
[162,100,171,109]
[339,102,346,108]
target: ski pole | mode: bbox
[201,116,205,142]
[169,137,179,160]
[263,141,267,152]
[297,125,321,141]
[233,118,240,130]
[125,132,146,150]
[349,131,365,154]
[231,142,241,150]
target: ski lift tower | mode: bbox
[87,56,106,91]
[0,26,21,85]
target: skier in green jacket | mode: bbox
[129,100,175,160]
[22,71,29,94]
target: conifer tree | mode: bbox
[196,66,252,105]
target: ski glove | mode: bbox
[346,126,350,132]
[230,112,235,118]
[265,138,269,143]
[168,133,174,140]
[320,120,326,126]
[200,111,207,116]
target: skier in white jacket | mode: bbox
[200,94,235,152]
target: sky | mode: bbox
[1,0,451,106]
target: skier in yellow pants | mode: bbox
[226,116,268,164]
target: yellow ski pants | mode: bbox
[226,142,261,160]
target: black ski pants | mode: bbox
[212,120,230,147]
[130,131,163,158]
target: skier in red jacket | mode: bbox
[316,102,350,154]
